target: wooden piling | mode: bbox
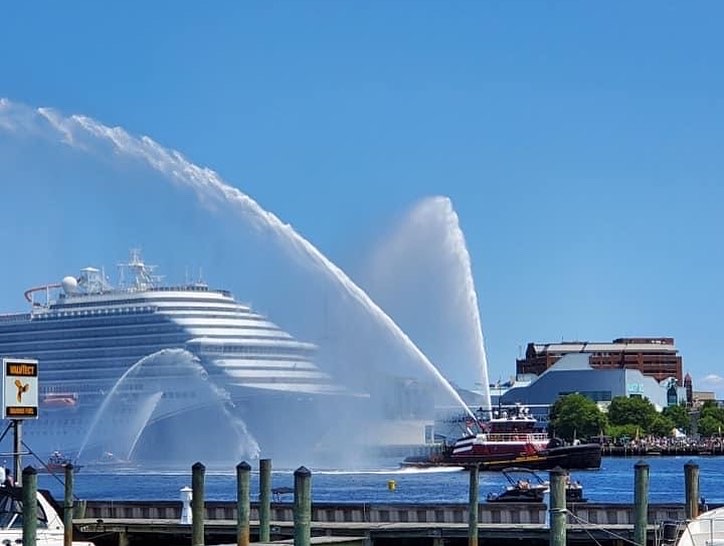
[64,463,74,546]
[236,461,251,546]
[293,466,311,546]
[685,460,700,520]
[259,458,272,542]
[73,500,86,519]
[468,464,479,546]
[22,466,37,546]
[191,461,205,546]
[633,460,649,546]
[549,466,566,546]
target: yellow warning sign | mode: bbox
[6,362,37,377]
[3,358,39,420]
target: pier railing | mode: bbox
[80,499,689,526]
[484,432,549,443]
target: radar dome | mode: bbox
[61,276,78,294]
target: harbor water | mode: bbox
[36,456,724,505]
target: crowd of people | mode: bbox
[600,435,724,455]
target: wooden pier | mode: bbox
[56,459,709,546]
[74,500,691,546]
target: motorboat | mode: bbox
[486,468,548,503]
[38,451,83,474]
[672,505,724,546]
[0,486,94,545]
[486,467,587,503]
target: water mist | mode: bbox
[0,99,473,420]
[361,196,492,410]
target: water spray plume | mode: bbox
[421,196,491,410]
[77,348,260,462]
[363,196,492,410]
[0,98,475,420]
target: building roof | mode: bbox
[531,341,678,354]
[539,353,593,376]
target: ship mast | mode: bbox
[118,249,163,291]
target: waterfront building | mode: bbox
[692,390,716,407]
[501,353,687,415]
[516,337,683,383]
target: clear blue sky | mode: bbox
[1,2,723,395]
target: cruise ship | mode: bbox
[0,251,345,465]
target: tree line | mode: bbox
[547,393,724,441]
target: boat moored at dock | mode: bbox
[0,486,94,546]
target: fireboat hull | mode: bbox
[402,443,602,471]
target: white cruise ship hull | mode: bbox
[0,255,347,467]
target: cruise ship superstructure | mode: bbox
[0,251,343,464]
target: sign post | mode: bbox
[2,358,39,485]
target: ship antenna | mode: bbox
[118,249,163,291]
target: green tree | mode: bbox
[607,423,639,441]
[649,414,676,437]
[700,401,724,423]
[697,414,724,437]
[548,393,607,442]
[607,396,658,431]
[662,404,691,434]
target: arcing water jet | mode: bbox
[0,99,475,421]
[361,196,492,410]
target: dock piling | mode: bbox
[685,460,700,520]
[259,458,272,542]
[633,460,649,546]
[549,466,566,546]
[64,463,74,546]
[191,461,205,546]
[72,500,86,519]
[468,464,479,546]
[22,466,37,546]
[293,466,311,546]
[236,461,251,546]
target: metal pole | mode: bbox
[22,466,37,546]
[13,420,22,486]
[293,466,311,546]
[685,460,700,520]
[191,461,205,546]
[259,458,272,542]
[64,463,74,546]
[549,466,566,546]
[468,464,479,546]
[634,460,649,546]
[236,461,251,546]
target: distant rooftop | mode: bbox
[531,337,678,355]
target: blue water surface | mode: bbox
[36,456,724,505]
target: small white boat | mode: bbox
[675,506,724,546]
[0,486,94,546]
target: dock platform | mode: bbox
[74,500,687,545]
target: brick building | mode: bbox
[516,337,683,383]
